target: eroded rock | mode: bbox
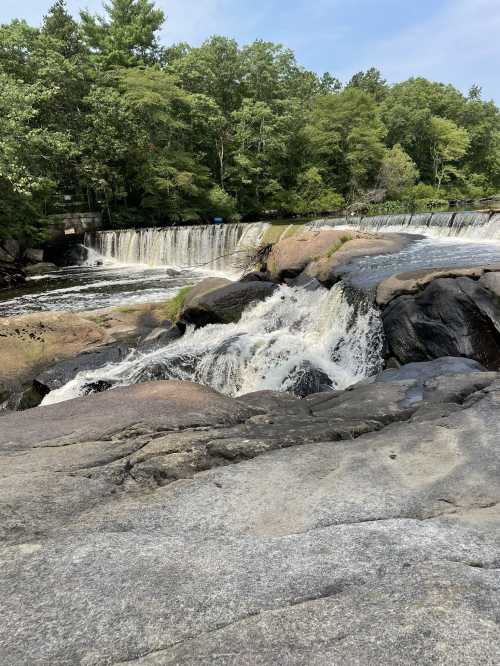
[24,262,58,276]
[383,276,500,369]
[181,280,277,327]
[2,369,500,664]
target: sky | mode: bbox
[1,0,499,102]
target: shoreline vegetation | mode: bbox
[1,0,500,247]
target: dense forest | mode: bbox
[1,0,500,242]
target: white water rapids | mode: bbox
[42,282,384,404]
[37,209,500,405]
[307,210,500,239]
[91,222,270,274]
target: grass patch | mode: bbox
[90,314,110,328]
[324,234,353,258]
[262,223,304,245]
[311,234,354,262]
[161,286,193,321]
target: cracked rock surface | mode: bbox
[2,361,500,664]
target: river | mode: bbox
[3,212,500,405]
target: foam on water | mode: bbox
[306,211,500,241]
[89,222,271,274]
[42,282,384,405]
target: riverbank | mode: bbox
[2,360,500,664]
[3,214,500,663]
[0,302,168,410]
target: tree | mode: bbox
[306,88,386,197]
[168,37,242,191]
[429,116,470,190]
[348,68,387,102]
[293,167,344,214]
[378,144,419,198]
[80,0,165,68]
[42,0,85,57]
[0,70,74,240]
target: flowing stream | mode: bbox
[3,211,500,405]
[43,282,384,404]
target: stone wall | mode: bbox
[46,212,102,239]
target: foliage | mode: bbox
[80,0,165,68]
[429,116,470,190]
[0,0,499,243]
[378,144,419,198]
[162,286,193,321]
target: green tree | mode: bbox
[0,70,74,240]
[378,144,419,198]
[42,0,85,57]
[80,0,165,68]
[429,116,470,190]
[348,67,387,102]
[307,88,386,197]
[293,167,344,214]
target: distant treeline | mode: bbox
[1,0,500,241]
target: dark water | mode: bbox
[0,262,206,317]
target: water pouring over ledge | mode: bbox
[42,282,384,405]
[39,211,500,404]
[88,222,271,274]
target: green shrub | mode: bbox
[162,286,193,321]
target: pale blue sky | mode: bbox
[2,0,499,102]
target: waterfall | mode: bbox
[86,212,500,277]
[87,222,271,275]
[306,211,500,240]
[42,282,384,405]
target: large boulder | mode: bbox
[181,279,278,327]
[43,239,89,267]
[266,229,352,281]
[34,342,132,393]
[305,234,409,286]
[23,248,44,264]
[376,264,500,306]
[2,374,500,663]
[0,239,20,263]
[266,229,409,286]
[182,277,232,307]
[0,247,15,264]
[0,303,166,407]
[369,357,487,384]
[383,276,500,368]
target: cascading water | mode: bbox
[87,222,271,274]
[42,282,384,405]
[306,211,500,240]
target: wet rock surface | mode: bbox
[23,261,58,276]
[34,342,132,392]
[0,303,167,410]
[181,280,278,327]
[2,361,500,664]
[0,262,26,290]
[383,276,500,369]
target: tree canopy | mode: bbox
[0,0,499,241]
